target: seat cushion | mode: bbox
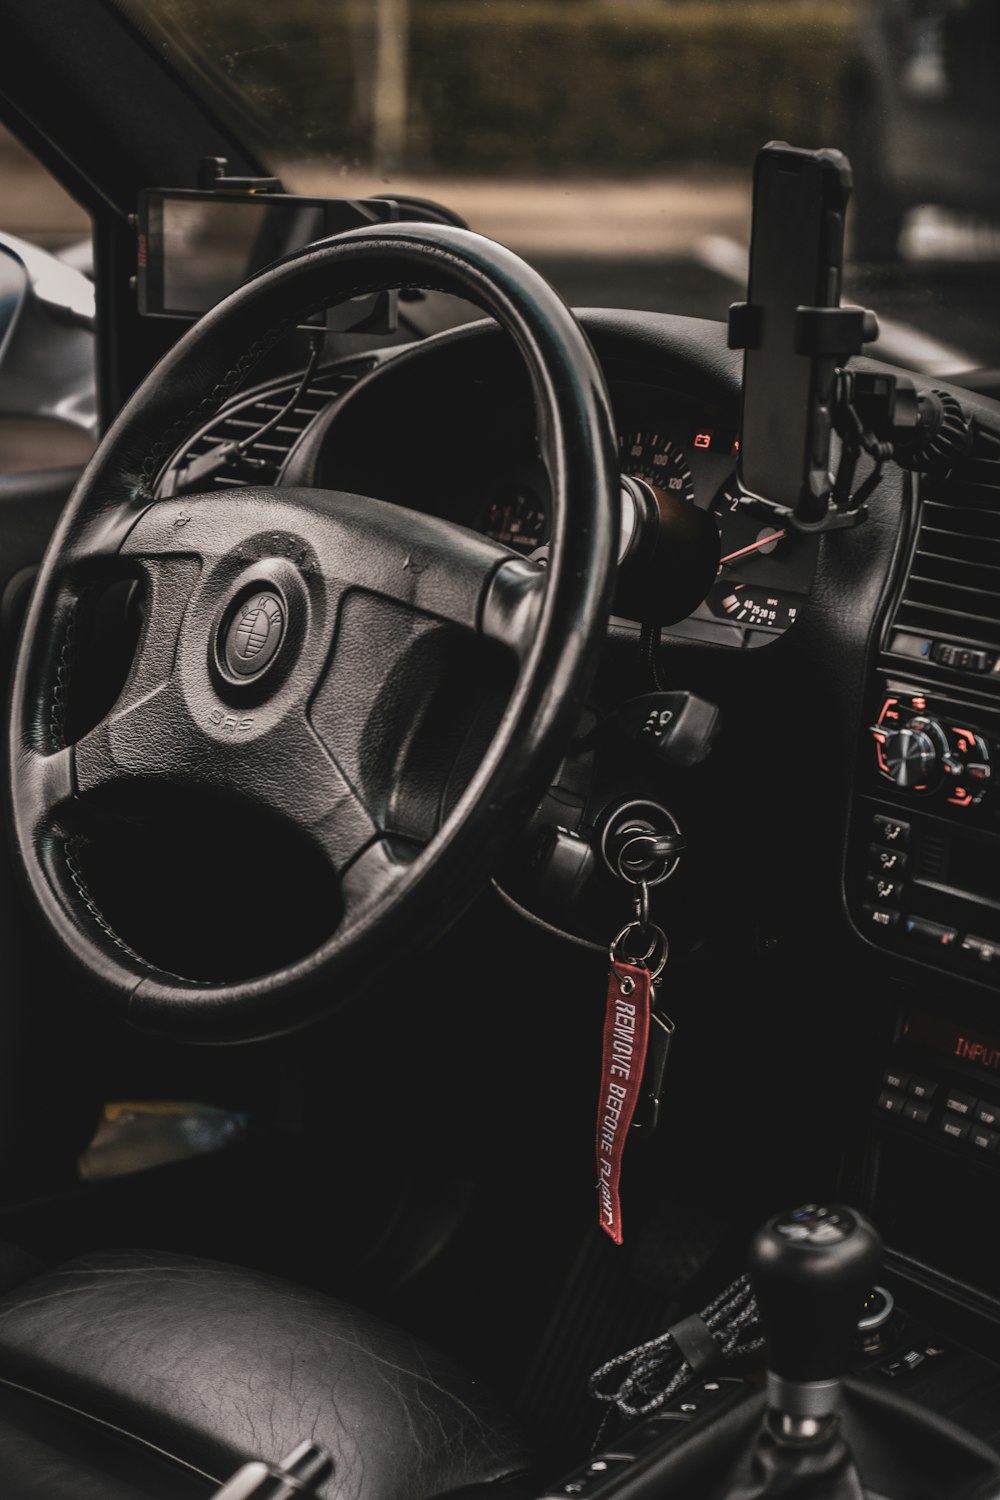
[0,1248,532,1499]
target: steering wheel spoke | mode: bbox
[15,743,78,839]
[480,557,546,658]
[73,679,187,797]
[214,710,380,875]
[338,836,418,928]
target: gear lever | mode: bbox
[749,1203,882,1440]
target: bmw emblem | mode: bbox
[223,592,286,677]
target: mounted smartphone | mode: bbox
[735,142,852,522]
[136,188,399,334]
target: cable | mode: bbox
[639,620,669,691]
[490,878,606,954]
[233,332,324,462]
[588,1272,764,1427]
[167,333,324,495]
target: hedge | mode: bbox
[136,1,859,176]
[410,3,856,173]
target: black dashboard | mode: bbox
[285,319,820,651]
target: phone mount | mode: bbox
[728,143,973,534]
[728,296,898,533]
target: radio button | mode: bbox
[883,1066,909,1092]
[908,1076,937,1101]
[969,1125,999,1154]
[975,1100,1000,1128]
[902,1100,932,1125]
[877,1088,906,1115]
[944,1089,977,1117]
[941,1116,970,1143]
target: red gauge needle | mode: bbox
[719,528,787,567]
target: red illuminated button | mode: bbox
[871,729,890,775]
[935,644,991,673]
[945,725,990,758]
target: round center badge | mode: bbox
[223,593,286,677]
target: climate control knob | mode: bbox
[881,726,939,788]
[871,695,991,806]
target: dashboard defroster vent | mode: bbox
[893,426,1000,658]
[156,362,372,496]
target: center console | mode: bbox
[832,442,1000,1483]
[538,1206,1000,1500]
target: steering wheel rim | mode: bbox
[7,223,619,1042]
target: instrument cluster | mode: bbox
[478,379,819,648]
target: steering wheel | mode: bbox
[7,224,619,1041]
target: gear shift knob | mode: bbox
[749,1203,882,1425]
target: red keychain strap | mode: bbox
[596,958,652,1244]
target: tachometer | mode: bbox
[619,431,695,504]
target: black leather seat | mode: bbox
[0,1248,532,1500]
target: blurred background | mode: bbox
[3,0,1000,471]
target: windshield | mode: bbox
[113,0,1000,379]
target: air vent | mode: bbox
[893,425,1000,658]
[156,361,371,496]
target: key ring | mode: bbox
[610,920,669,983]
[633,876,650,936]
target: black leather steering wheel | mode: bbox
[7,224,619,1041]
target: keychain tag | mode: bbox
[596,957,652,1244]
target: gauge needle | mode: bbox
[719,529,787,567]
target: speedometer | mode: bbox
[619,431,695,504]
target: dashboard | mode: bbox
[279,323,820,651]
